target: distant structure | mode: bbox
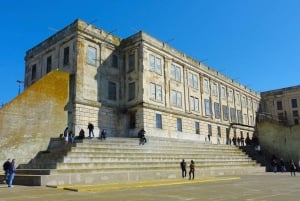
[260,85,300,126]
[24,19,260,142]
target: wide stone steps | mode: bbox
[12,137,265,186]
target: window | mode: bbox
[63,47,69,65]
[212,83,218,97]
[235,93,240,105]
[31,64,36,80]
[177,118,182,132]
[156,114,162,129]
[228,89,233,102]
[128,54,135,72]
[150,83,162,101]
[214,102,220,119]
[87,46,97,66]
[128,82,135,101]
[170,64,181,82]
[291,99,298,108]
[293,110,299,117]
[277,101,283,110]
[188,72,198,89]
[221,86,226,100]
[189,96,199,112]
[278,112,284,121]
[204,99,211,116]
[237,110,243,123]
[46,56,52,73]
[108,81,117,100]
[171,90,182,107]
[295,119,299,125]
[222,105,229,121]
[112,55,118,68]
[242,96,246,107]
[203,79,210,94]
[208,124,212,136]
[230,108,236,122]
[149,54,162,74]
[195,122,200,134]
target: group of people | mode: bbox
[180,159,195,180]
[2,158,16,187]
[63,123,107,143]
[271,155,297,176]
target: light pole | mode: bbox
[16,80,24,95]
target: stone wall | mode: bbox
[257,122,300,162]
[0,71,69,164]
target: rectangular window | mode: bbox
[236,93,240,105]
[171,90,182,107]
[63,47,70,65]
[150,83,162,101]
[87,46,97,66]
[32,64,36,80]
[195,122,200,134]
[203,79,210,94]
[46,56,52,73]
[214,102,220,119]
[188,72,198,89]
[228,89,233,102]
[212,83,218,97]
[108,81,117,100]
[149,54,162,74]
[129,111,136,129]
[293,110,299,117]
[128,54,135,72]
[128,82,135,101]
[189,96,199,112]
[222,105,229,121]
[112,55,118,68]
[291,99,298,108]
[177,118,182,132]
[156,114,162,129]
[221,86,226,100]
[204,99,211,116]
[170,64,181,82]
[230,107,236,122]
[277,101,283,110]
[237,110,243,123]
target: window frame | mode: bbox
[87,46,97,66]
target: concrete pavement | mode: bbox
[0,173,299,201]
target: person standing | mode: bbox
[189,160,195,180]
[8,159,16,187]
[88,123,94,138]
[180,159,187,178]
[290,160,296,176]
[63,127,69,144]
[100,129,107,141]
[2,159,10,184]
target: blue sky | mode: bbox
[0,0,299,105]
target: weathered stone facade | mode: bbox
[260,85,300,126]
[24,19,260,143]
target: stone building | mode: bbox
[24,19,260,143]
[260,85,300,126]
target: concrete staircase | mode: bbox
[14,137,265,186]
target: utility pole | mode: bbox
[16,80,24,95]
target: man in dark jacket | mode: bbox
[2,159,10,184]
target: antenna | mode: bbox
[164,38,174,44]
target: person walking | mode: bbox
[2,159,10,184]
[290,160,296,176]
[180,159,187,178]
[8,159,16,187]
[88,123,94,138]
[138,128,147,145]
[189,160,195,180]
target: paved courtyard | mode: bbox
[0,173,299,201]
